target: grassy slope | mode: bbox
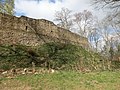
[0,71,120,90]
[0,43,104,70]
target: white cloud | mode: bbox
[15,0,95,21]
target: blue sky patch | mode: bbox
[15,11,26,16]
[49,0,56,3]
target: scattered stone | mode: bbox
[50,69,55,73]
[2,71,8,75]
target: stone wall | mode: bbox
[0,13,89,48]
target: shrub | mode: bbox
[36,42,80,69]
[0,64,11,70]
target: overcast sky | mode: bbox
[15,0,104,21]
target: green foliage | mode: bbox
[35,42,107,71]
[117,44,120,52]
[0,43,114,71]
[36,42,80,69]
[112,61,120,69]
[0,45,32,69]
[0,0,14,15]
[0,63,11,70]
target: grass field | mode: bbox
[0,71,120,90]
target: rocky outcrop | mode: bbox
[0,13,89,48]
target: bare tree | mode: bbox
[89,28,101,52]
[73,10,94,37]
[96,18,119,56]
[54,8,73,30]
[89,0,120,56]
[92,0,120,9]
[91,0,120,34]
[73,10,102,51]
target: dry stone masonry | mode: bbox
[0,13,89,48]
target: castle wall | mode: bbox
[0,13,89,48]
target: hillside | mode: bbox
[0,43,109,71]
